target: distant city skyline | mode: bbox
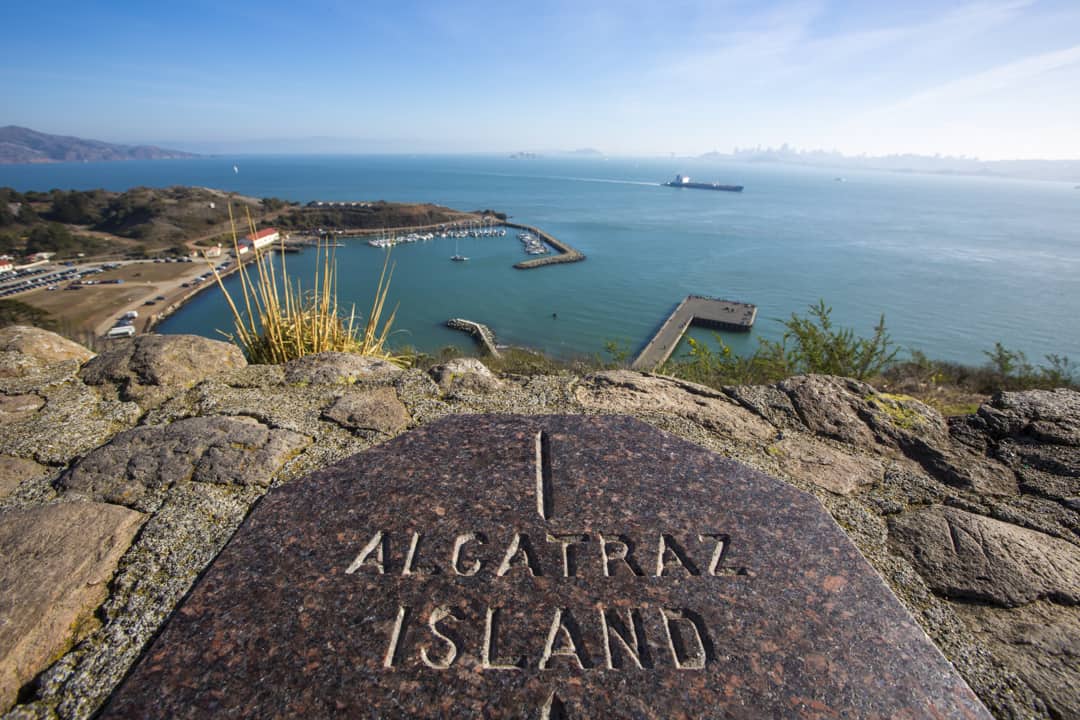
[2,0,1079,160]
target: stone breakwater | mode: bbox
[0,325,1077,719]
[445,318,500,357]
[504,221,586,269]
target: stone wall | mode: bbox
[0,326,1076,719]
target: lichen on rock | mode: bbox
[58,415,311,511]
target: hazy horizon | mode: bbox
[3,1,1079,161]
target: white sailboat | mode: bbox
[451,235,468,262]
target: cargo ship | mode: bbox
[663,174,743,192]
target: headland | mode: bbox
[1,186,584,342]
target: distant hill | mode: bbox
[0,126,198,164]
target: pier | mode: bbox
[503,222,586,269]
[446,318,501,357]
[631,295,757,371]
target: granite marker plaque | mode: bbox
[103,415,991,719]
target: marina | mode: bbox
[503,221,586,269]
[366,222,507,250]
[358,218,585,269]
[7,155,1077,366]
[632,295,757,371]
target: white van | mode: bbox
[123,310,139,320]
[106,326,136,339]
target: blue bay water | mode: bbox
[2,155,1078,365]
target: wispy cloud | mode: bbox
[649,0,1037,90]
[867,43,1080,116]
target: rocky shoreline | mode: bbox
[0,326,1076,719]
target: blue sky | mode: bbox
[3,0,1079,159]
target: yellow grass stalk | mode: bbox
[203,204,407,366]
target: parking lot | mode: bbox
[9,256,235,336]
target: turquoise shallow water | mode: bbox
[2,155,1078,365]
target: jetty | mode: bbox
[445,318,500,357]
[631,295,757,371]
[503,222,585,269]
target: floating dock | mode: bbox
[631,295,757,371]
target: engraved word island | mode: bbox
[102,415,990,719]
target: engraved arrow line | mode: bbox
[535,430,553,520]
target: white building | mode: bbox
[246,228,280,251]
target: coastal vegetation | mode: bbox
[0,186,492,262]
[652,301,1076,412]
[0,298,57,331]
[0,186,278,256]
[273,201,483,234]
[660,300,898,385]
[209,208,405,366]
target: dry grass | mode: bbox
[21,285,150,331]
[206,206,407,366]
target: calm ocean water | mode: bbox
[2,155,1078,365]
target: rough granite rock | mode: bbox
[429,357,503,393]
[770,433,885,495]
[0,456,49,500]
[779,374,880,447]
[78,335,246,407]
[139,380,383,485]
[321,387,410,437]
[980,388,1080,445]
[0,358,84,397]
[0,394,44,425]
[576,370,776,442]
[772,376,1020,497]
[895,435,1019,495]
[888,505,1080,607]
[0,380,142,466]
[999,438,1080,480]
[1016,464,1080,508]
[58,416,310,510]
[0,326,94,378]
[858,392,1017,495]
[955,602,1080,720]
[215,363,287,389]
[0,341,1073,720]
[722,383,804,430]
[282,352,403,385]
[0,501,144,713]
[28,483,264,720]
[145,379,335,434]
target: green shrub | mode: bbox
[663,300,898,386]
